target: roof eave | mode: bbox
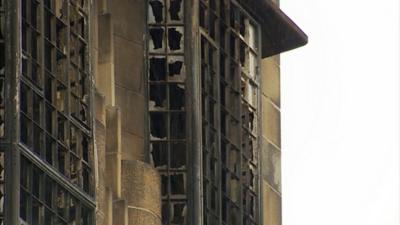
[239,0,308,58]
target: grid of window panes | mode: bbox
[19,0,94,224]
[20,0,93,195]
[19,156,93,225]
[147,1,187,225]
[200,1,260,225]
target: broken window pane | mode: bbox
[168,0,183,22]
[199,3,206,29]
[33,124,43,156]
[44,176,54,206]
[33,93,42,124]
[20,188,29,221]
[56,186,67,217]
[168,57,185,82]
[149,57,167,81]
[57,145,68,176]
[162,202,169,225]
[168,27,183,52]
[46,135,55,165]
[169,84,185,110]
[170,142,185,169]
[82,134,90,162]
[149,84,167,110]
[82,165,91,193]
[56,82,67,112]
[57,114,67,143]
[170,202,186,225]
[81,205,93,225]
[170,173,185,195]
[230,205,240,225]
[170,113,185,139]
[149,27,165,52]
[44,208,53,225]
[20,114,31,146]
[32,167,41,198]
[249,52,257,79]
[20,157,29,189]
[70,154,80,185]
[248,22,257,50]
[161,174,168,196]
[150,113,167,140]
[20,83,29,114]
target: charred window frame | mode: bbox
[147,1,188,225]
[19,156,93,225]
[200,1,261,225]
[18,0,94,224]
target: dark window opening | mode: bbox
[169,0,182,21]
[169,84,185,110]
[168,28,182,51]
[150,57,167,81]
[151,142,168,168]
[150,84,167,109]
[150,27,165,50]
[150,113,167,139]
[149,0,164,23]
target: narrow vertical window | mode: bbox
[18,1,94,224]
[200,1,261,225]
[148,1,187,225]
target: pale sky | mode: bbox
[280,0,399,225]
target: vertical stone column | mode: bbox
[111,0,146,162]
[97,13,115,107]
[261,54,282,225]
[93,1,162,225]
[106,106,122,198]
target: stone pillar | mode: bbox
[106,106,122,198]
[113,199,129,225]
[121,160,162,225]
[97,13,115,106]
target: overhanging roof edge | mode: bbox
[239,0,308,57]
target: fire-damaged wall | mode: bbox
[92,1,283,225]
[0,0,307,224]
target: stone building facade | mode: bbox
[0,0,306,225]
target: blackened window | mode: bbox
[19,0,94,224]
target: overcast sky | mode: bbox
[280,0,399,225]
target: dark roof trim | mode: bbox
[239,0,308,58]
